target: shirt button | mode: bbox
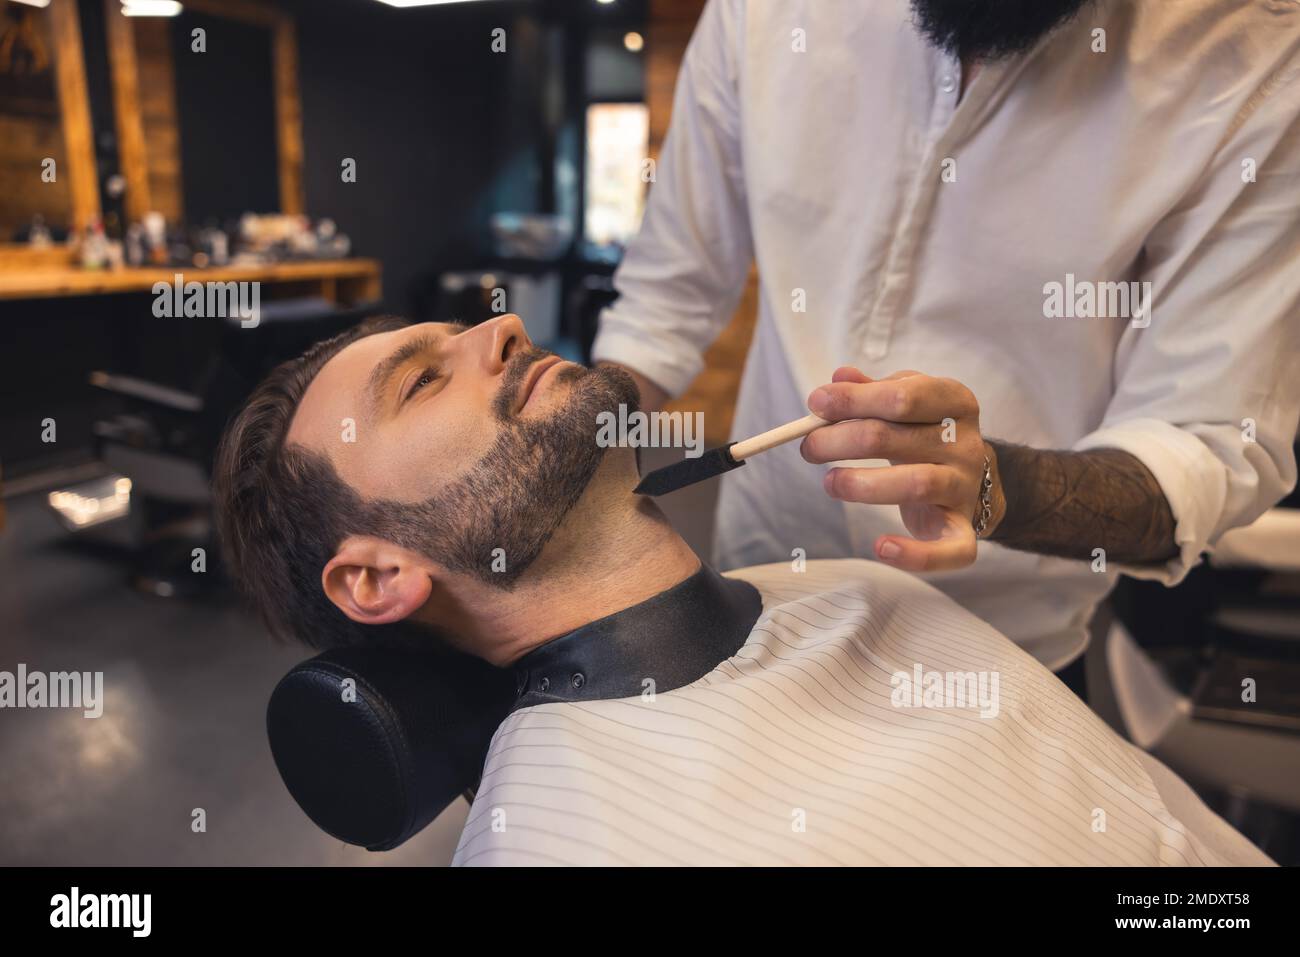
[940,74,956,93]
[538,677,550,692]
[571,673,585,690]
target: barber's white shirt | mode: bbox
[453,561,1271,866]
[592,0,1300,668]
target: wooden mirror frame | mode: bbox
[104,0,304,224]
[50,0,100,231]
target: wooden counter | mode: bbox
[0,257,382,305]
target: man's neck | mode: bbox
[416,452,702,667]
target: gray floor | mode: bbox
[0,447,716,866]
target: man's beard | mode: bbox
[909,0,1092,61]
[368,348,639,589]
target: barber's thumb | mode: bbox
[831,367,872,384]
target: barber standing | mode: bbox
[594,0,1300,680]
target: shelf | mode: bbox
[0,258,382,303]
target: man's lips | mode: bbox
[514,355,564,415]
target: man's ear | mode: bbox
[322,536,436,626]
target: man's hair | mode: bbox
[212,316,409,650]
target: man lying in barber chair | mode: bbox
[213,314,1271,866]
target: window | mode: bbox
[583,102,648,248]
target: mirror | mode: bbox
[170,9,279,221]
[105,0,303,229]
[0,0,98,242]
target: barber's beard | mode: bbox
[909,0,1092,60]
[370,349,640,589]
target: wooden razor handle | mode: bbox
[730,414,830,462]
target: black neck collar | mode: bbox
[508,563,762,713]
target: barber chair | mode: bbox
[87,301,379,596]
[266,639,517,850]
[1096,498,1300,861]
[88,360,240,596]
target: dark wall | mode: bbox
[275,0,526,315]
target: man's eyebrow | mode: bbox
[365,323,471,416]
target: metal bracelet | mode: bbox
[972,455,994,538]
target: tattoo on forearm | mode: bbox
[988,442,1178,564]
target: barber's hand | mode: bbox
[801,367,1000,572]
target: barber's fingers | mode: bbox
[829,367,922,384]
[802,418,961,465]
[874,523,978,572]
[823,464,968,508]
[830,366,873,384]
[807,374,977,424]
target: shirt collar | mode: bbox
[508,563,762,713]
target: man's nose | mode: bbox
[476,314,533,374]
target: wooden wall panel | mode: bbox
[0,4,72,234]
[105,0,152,223]
[0,115,72,235]
[273,14,305,215]
[649,0,757,446]
[47,0,99,232]
[130,18,183,223]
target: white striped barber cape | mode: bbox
[452,560,1272,866]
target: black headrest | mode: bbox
[266,642,517,851]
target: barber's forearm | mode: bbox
[598,361,671,413]
[986,441,1178,564]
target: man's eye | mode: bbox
[405,368,441,402]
